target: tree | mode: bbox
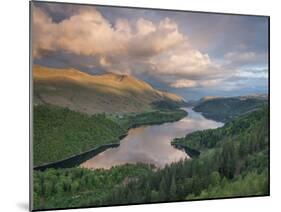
[210,171,221,187]
[143,181,151,202]
[151,190,159,202]
[170,175,177,200]
[159,176,168,201]
[220,141,237,178]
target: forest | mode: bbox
[33,105,126,166]
[118,109,187,129]
[33,106,269,210]
[193,96,268,122]
[34,104,187,166]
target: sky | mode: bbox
[32,2,269,100]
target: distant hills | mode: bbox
[33,65,184,114]
[193,94,268,122]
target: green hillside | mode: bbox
[33,105,126,166]
[33,107,268,209]
[34,104,187,166]
[193,95,268,122]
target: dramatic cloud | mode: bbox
[33,7,184,59]
[32,5,222,82]
[32,3,269,99]
[149,43,223,78]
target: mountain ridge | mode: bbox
[33,65,184,114]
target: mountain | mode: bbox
[33,65,184,114]
[193,95,268,122]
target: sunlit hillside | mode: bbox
[33,65,184,114]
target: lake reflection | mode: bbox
[80,108,223,169]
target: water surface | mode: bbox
[80,108,223,169]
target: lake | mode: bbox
[80,108,224,169]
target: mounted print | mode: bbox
[30,1,270,211]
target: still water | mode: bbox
[80,108,223,169]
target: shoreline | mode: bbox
[33,133,128,171]
[171,143,201,158]
[34,109,188,171]
[127,109,188,129]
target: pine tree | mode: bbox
[159,176,167,201]
[170,175,177,200]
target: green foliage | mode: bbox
[187,170,268,200]
[172,107,268,152]
[172,128,224,151]
[151,100,182,110]
[34,105,187,166]
[33,107,268,209]
[33,164,153,210]
[220,141,237,178]
[33,105,126,166]
[170,175,177,200]
[127,109,187,128]
[113,109,187,130]
[194,96,267,122]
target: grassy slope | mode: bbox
[33,65,183,114]
[193,96,267,122]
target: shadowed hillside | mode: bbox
[33,65,184,114]
[193,95,268,122]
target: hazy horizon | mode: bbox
[32,2,269,100]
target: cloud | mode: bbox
[32,5,220,76]
[170,78,223,88]
[235,68,268,79]
[225,51,257,62]
[170,79,198,88]
[224,51,268,67]
[32,4,268,96]
[33,7,127,58]
[149,43,223,78]
[33,7,183,59]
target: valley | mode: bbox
[30,4,269,211]
[32,65,269,210]
[33,107,268,209]
[33,104,187,167]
